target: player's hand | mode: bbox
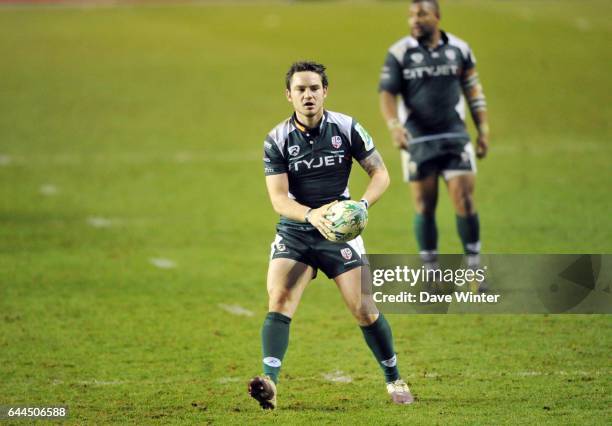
[476,133,489,159]
[308,201,337,239]
[390,126,410,150]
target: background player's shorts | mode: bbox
[401,142,476,182]
[269,224,365,279]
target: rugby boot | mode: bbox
[248,375,277,410]
[386,379,414,405]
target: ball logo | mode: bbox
[445,49,457,61]
[410,52,424,64]
[341,248,353,260]
[331,136,342,149]
[288,145,300,157]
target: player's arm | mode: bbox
[379,91,410,150]
[265,173,334,235]
[357,150,390,209]
[379,52,409,150]
[461,67,490,158]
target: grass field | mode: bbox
[0,0,611,424]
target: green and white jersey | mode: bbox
[263,110,375,228]
[379,31,476,157]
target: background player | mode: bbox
[379,0,490,286]
[249,61,414,409]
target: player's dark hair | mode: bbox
[285,61,328,90]
[411,0,440,17]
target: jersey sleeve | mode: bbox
[378,51,403,94]
[263,136,287,176]
[350,120,376,161]
[462,44,477,73]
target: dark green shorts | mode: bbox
[269,224,365,279]
[401,142,476,182]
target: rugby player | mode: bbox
[379,0,490,287]
[248,61,414,409]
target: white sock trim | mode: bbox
[381,354,397,367]
[263,357,281,368]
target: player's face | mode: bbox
[408,2,439,41]
[286,71,327,120]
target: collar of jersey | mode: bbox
[292,110,327,134]
[417,30,448,50]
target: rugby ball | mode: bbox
[324,200,368,242]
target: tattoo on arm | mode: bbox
[359,150,386,176]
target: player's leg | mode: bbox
[442,143,484,291]
[445,173,485,293]
[333,267,413,404]
[261,258,313,383]
[446,173,480,267]
[334,267,397,379]
[402,150,440,264]
[410,173,439,264]
[249,258,313,409]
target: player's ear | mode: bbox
[286,89,292,103]
[322,86,328,98]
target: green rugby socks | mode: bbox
[261,312,291,384]
[414,213,438,261]
[456,213,480,255]
[360,314,401,383]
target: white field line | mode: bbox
[86,216,118,228]
[4,141,610,167]
[149,258,177,269]
[0,154,12,166]
[0,0,286,12]
[218,377,242,384]
[218,303,254,317]
[39,184,59,196]
[47,369,608,387]
[322,370,353,383]
[263,13,280,29]
[52,379,127,386]
[574,17,591,32]
[2,151,262,165]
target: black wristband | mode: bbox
[359,199,369,210]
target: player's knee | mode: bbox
[267,287,292,310]
[454,192,475,215]
[449,182,474,213]
[414,196,436,215]
[348,303,377,325]
[355,311,379,326]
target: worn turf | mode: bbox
[0,1,610,424]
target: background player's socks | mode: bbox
[261,312,291,384]
[360,314,401,383]
[414,213,438,256]
[456,213,481,260]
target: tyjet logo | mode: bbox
[290,154,344,172]
[403,64,459,80]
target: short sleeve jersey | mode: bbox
[263,110,375,227]
[379,31,476,146]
